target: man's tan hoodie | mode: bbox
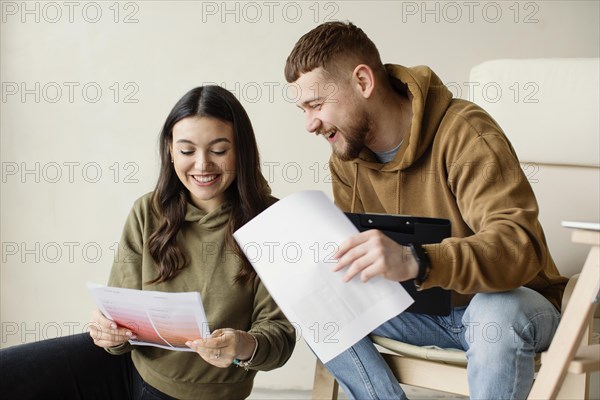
[330,64,567,310]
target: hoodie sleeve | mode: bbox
[104,196,147,355]
[421,125,553,294]
[245,278,296,371]
[107,197,146,290]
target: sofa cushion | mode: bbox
[468,58,600,277]
[469,58,599,167]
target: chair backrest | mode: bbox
[468,58,600,277]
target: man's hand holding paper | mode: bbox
[334,229,419,283]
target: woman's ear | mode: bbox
[352,64,375,99]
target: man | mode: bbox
[285,21,567,399]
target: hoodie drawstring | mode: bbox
[396,170,401,215]
[351,162,359,213]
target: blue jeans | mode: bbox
[325,287,560,400]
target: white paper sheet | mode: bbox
[233,190,414,363]
[561,220,600,231]
[88,283,210,351]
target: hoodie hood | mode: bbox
[351,64,453,171]
[184,200,231,229]
[183,176,271,229]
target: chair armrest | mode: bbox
[562,273,600,345]
[562,273,580,311]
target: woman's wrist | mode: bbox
[234,331,255,360]
[233,332,258,370]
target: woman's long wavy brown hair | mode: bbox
[147,86,271,285]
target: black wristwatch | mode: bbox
[408,243,430,289]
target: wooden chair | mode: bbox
[312,58,600,399]
[312,272,597,399]
[529,228,599,399]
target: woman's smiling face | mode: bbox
[170,116,236,212]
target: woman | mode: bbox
[1,86,296,399]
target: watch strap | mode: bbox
[409,243,430,289]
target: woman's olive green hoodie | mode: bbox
[106,193,295,399]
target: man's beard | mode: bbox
[333,109,373,161]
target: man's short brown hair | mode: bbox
[284,21,386,83]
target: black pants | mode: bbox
[0,333,176,400]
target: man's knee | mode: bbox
[462,288,558,351]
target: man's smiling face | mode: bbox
[295,67,373,161]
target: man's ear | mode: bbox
[352,64,375,99]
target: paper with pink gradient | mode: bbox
[88,283,210,351]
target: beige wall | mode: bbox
[1,0,598,391]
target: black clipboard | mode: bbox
[345,212,451,316]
